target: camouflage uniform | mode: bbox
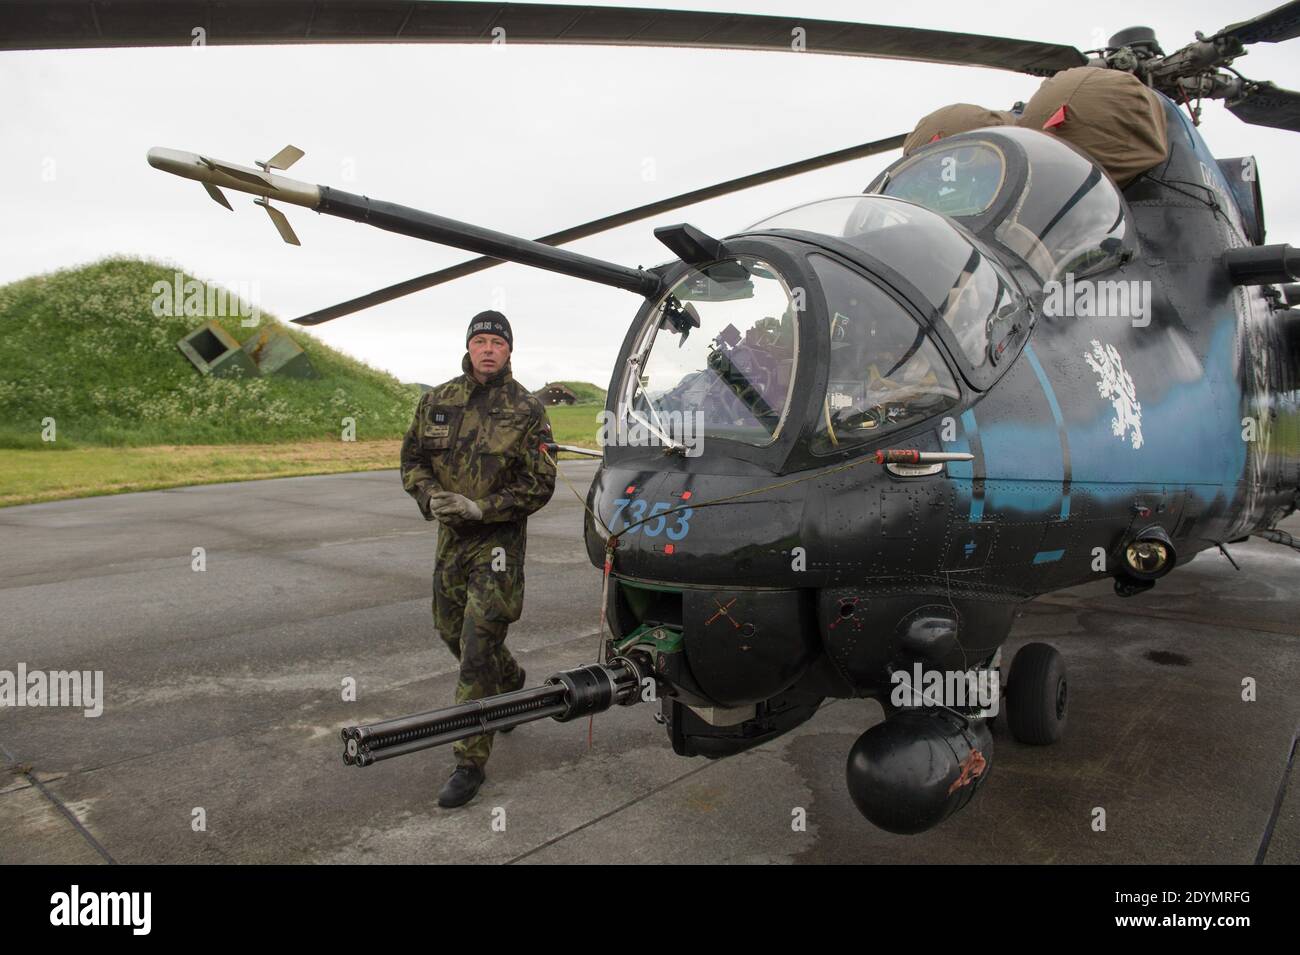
[400,354,556,769]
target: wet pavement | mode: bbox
[1,463,1296,864]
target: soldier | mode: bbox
[400,310,557,808]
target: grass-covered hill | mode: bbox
[0,258,421,449]
[547,380,607,404]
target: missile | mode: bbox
[145,145,663,301]
[146,147,317,206]
[147,146,316,245]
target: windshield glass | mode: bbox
[810,254,959,453]
[992,129,1127,282]
[882,142,1007,217]
[878,128,1128,282]
[750,196,1029,373]
[621,256,798,449]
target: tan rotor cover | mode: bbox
[902,103,1016,155]
[1018,66,1169,186]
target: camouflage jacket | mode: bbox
[400,354,557,534]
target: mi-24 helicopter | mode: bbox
[15,0,1300,833]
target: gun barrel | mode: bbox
[342,658,648,767]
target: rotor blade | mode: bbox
[1214,0,1300,44]
[1228,82,1300,132]
[0,2,1086,74]
[290,131,906,326]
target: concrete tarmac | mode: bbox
[1,463,1296,864]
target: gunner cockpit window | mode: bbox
[620,257,798,450]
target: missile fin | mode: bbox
[256,198,300,246]
[204,158,272,187]
[202,182,233,211]
[265,145,305,170]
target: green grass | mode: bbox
[0,257,607,504]
[0,440,404,507]
[0,257,422,449]
[545,402,606,449]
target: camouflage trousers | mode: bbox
[433,523,527,769]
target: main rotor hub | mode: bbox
[1107,26,1163,56]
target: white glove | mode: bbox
[429,491,483,523]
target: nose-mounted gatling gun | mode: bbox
[341,653,656,767]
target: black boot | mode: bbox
[437,765,485,808]
[500,667,527,735]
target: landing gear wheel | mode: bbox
[1006,642,1067,745]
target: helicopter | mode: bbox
[14,0,1300,834]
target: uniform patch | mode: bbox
[425,409,454,442]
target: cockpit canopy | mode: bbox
[618,197,1039,462]
[868,125,1131,285]
[618,143,1133,462]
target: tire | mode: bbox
[1006,642,1067,745]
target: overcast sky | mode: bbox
[3,0,1298,390]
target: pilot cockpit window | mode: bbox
[750,196,1030,375]
[991,129,1128,282]
[619,256,798,450]
[879,143,1007,218]
[877,128,1129,284]
[809,254,958,454]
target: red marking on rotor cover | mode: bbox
[947,749,988,795]
[1043,105,1067,129]
[929,133,942,143]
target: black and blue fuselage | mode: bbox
[583,94,1299,746]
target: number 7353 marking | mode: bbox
[610,499,693,539]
